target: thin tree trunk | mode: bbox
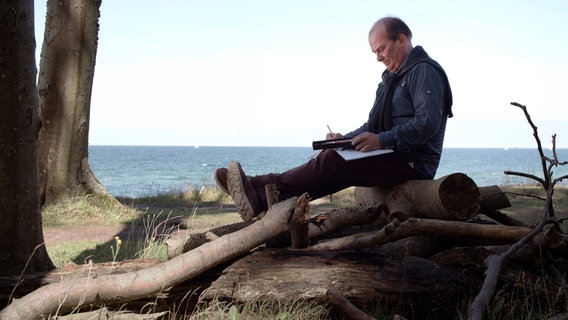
[38,0,107,204]
[0,0,55,276]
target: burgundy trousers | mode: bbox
[250,149,421,210]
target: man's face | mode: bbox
[369,24,407,73]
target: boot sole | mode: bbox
[227,161,255,221]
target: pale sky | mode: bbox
[34,0,568,148]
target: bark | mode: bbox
[38,0,107,204]
[203,248,482,320]
[290,193,310,248]
[0,0,55,276]
[355,173,481,221]
[0,197,298,319]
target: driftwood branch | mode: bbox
[0,197,300,319]
[307,217,532,251]
[167,206,383,257]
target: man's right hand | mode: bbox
[326,132,343,140]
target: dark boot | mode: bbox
[227,161,264,221]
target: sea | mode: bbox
[88,146,568,198]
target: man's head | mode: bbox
[369,17,413,72]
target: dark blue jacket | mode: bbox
[344,46,452,179]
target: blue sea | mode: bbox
[88,146,568,198]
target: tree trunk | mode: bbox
[38,0,107,204]
[0,0,55,276]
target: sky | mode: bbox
[33,0,568,148]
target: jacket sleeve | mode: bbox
[343,123,368,139]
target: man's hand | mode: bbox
[351,132,381,151]
[325,132,343,140]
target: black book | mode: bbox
[312,138,354,150]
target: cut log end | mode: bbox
[438,173,480,220]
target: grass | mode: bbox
[42,193,140,226]
[502,184,568,208]
[188,299,332,320]
[39,184,567,319]
[37,187,359,319]
[42,186,356,267]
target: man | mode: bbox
[215,16,453,221]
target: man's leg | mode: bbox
[251,149,421,204]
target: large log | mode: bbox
[355,173,481,221]
[203,248,482,320]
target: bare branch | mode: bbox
[469,102,565,319]
[503,170,545,186]
[510,102,550,188]
[503,191,546,202]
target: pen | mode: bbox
[327,124,333,134]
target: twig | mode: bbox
[503,191,546,202]
[503,171,545,186]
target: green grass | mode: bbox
[42,193,141,226]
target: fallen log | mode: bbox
[307,217,533,251]
[0,259,161,302]
[165,220,254,257]
[355,173,481,221]
[202,248,482,319]
[478,184,511,213]
[0,197,299,320]
[166,206,383,257]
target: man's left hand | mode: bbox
[351,132,381,151]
